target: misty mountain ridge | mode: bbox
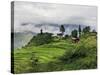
[13,23,96,49]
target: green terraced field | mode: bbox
[13,34,97,74]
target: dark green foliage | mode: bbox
[45,61,64,71]
[79,25,81,37]
[65,34,69,38]
[79,25,81,33]
[29,52,64,72]
[59,45,88,63]
[30,52,38,65]
[92,29,97,34]
[59,42,97,69]
[83,26,90,33]
[92,29,96,33]
[30,52,40,72]
[29,33,53,46]
[71,29,78,38]
[29,62,64,72]
[40,29,43,34]
[62,34,69,40]
[60,25,65,35]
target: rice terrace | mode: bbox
[11,1,97,74]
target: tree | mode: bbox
[83,26,90,33]
[65,34,69,38]
[71,30,78,38]
[30,52,38,65]
[40,29,43,34]
[92,29,96,33]
[60,25,65,35]
[31,33,53,46]
[79,25,81,37]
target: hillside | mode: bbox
[13,33,97,73]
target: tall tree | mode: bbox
[40,29,43,34]
[60,25,65,35]
[79,25,81,37]
[92,29,96,33]
[83,26,90,33]
[71,29,78,38]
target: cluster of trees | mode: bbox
[28,25,95,46]
[29,32,53,46]
[59,25,92,38]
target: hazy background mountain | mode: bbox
[14,32,36,49]
[13,23,96,49]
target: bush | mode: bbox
[30,61,64,72]
[59,45,89,63]
[83,26,90,33]
[29,33,53,46]
[71,30,78,38]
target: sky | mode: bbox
[13,1,97,34]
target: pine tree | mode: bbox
[40,29,43,34]
[71,29,78,38]
[79,25,81,37]
[83,26,90,33]
[60,25,65,36]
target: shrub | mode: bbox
[83,26,90,33]
[60,25,65,36]
[71,30,78,38]
[59,45,89,63]
[29,33,53,46]
[30,60,64,72]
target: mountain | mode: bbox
[13,23,96,49]
[34,23,95,35]
[13,32,36,49]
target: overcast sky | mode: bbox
[13,1,97,33]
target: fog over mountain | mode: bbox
[19,23,96,35]
[12,1,97,49]
[14,32,35,49]
[13,1,97,34]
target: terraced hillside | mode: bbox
[13,33,97,74]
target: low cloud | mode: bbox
[13,1,97,33]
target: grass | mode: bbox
[13,33,97,74]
